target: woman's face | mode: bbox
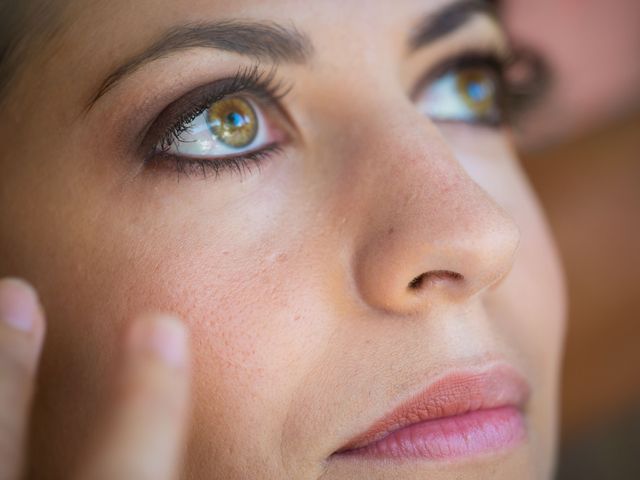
[0,0,566,478]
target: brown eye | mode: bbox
[456,68,497,116]
[207,97,258,148]
[418,61,504,125]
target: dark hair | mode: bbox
[0,0,61,105]
[0,2,27,100]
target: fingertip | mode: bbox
[128,313,189,369]
[0,277,45,334]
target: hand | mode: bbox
[0,278,192,480]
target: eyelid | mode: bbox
[138,65,292,161]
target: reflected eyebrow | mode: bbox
[87,20,313,110]
[409,0,498,52]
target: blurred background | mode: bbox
[501,0,640,478]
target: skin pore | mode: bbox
[0,0,566,479]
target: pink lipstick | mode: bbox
[335,365,530,461]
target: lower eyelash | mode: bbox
[147,143,283,180]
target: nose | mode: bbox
[350,115,521,315]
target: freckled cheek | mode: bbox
[107,240,325,388]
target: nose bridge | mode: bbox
[343,103,521,314]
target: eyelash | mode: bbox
[419,51,508,126]
[143,50,541,179]
[143,65,290,177]
[156,144,284,179]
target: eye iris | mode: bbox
[207,97,258,148]
[457,69,495,114]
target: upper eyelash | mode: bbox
[157,52,511,159]
[412,50,508,100]
[148,64,292,158]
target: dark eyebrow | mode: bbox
[409,0,498,52]
[87,20,313,110]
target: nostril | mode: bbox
[408,270,464,290]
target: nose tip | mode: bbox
[353,193,521,315]
[329,90,522,316]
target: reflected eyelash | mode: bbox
[144,64,291,161]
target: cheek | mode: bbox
[441,125,568,357]
[498,159,567,371]
[79,227,322,465]
[92,210,338,408]
[442,126,567,472]
[108,240,309,371]
[484,160,566,476]
[498,197,566,478]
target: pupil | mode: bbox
[226,111,246,128]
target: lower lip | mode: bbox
[338,406,526,460]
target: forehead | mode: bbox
[3,0,501,122]
[60,0,470,43]
[57,0,494,74]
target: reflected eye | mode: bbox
[158,95,279,159]
[418,58,505,126]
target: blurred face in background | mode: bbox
[0,0,566,478]
[504,0,640,148]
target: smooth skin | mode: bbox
[0,0,566,478]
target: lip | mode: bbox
[334,364,530,460]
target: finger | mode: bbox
[79,314,191,480]
[0,278,46,480]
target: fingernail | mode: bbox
[129,315,188,368]
[0,278,40,332]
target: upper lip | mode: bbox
[335,363,531,453]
